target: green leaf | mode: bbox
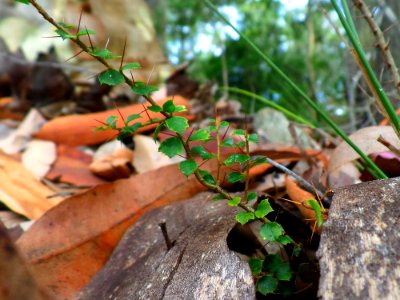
[179,160,198,177]
[162,100,176,113]
[153,123,164,141]
[122,122,142,133]
[208,125,217,132]
[304,199,324,228]
[293,246,302,257]
[105,115,118,127]
[257,275,278,295]
[236,141,246,148]
[126,114,141,124]
[276,235,293,245]
[248,133,259,144]
[76,29,95,37]
[198,169,216,185]
[255,199,274,218]
[227,196,241,206]
[148,105,162,112]
[90,49,120,59]
[260,222,285,241]
[232,129,246,136]
[265,255,292,281]
[55,29,75,40]
[158,137,182,158]
[247,192,258,202]
[224,154,250,166]
[208,118,216,124]
[94,125,108,131]
[165,116,188,134]
[131,82,159,96]
[220,121,229,127]
[212,194,226,201]
[221,137,234,147]
[116,131,131,141]
[98,69,125,86]
[236,212,255,225]
[248,258,263,275]
[174,105,187,112]
[227,172,244,183]
[58,22,74,29]
[189,128,210,141]
[121,62,141,71]
[250,155,268,166]
[190,145,213,160]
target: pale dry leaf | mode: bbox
[328,126,400,180]
[22,140,56,179]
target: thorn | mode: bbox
[120,36,127,71]
[86,26,94,50]
[64,49,84,63]
[159,222,174,251]
[76,9,83,35]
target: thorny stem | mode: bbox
[243,120,251,204]
[28,0,269,224]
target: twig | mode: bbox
[377,135,400,156]
[352,0,400,99]
[264,157,330,205]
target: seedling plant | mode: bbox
[18,0,332,296]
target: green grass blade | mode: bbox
[202,0,387,179]
[226,87,315,128]
[331,0,400,136]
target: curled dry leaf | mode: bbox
[285,177,327,232]
[89,147,134,180]
[328,126,400,186]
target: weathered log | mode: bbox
[318,177,400,300]
[76,192,256,300]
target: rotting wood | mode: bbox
[318,177,400,300]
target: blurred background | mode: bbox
[1,0,399,131]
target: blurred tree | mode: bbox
[151,0,349,126]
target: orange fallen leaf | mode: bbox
[0,152,64,219]
[285,176,327,231]
[33,96,191,146]
[17,159,227,299]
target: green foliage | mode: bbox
[224,154,249,165]
[189,129,210,141]
[159,137,183,158]
[254,199,273,218]
[190,145,213,160]
[131,82,159,96]
[304,199,324,228]
[179,160,198,177]
[227,172,244,183]
[89,49,121,59]
[257,275,278,295]
[227,196,241,206]
[122,62,142,71]
[248,258,263,275]
[165,116,189,134]
[25,4,301,296]
[260,222,285,242]
[98,69,125,86]
[235,211,255,224]
[15,0,30,4]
